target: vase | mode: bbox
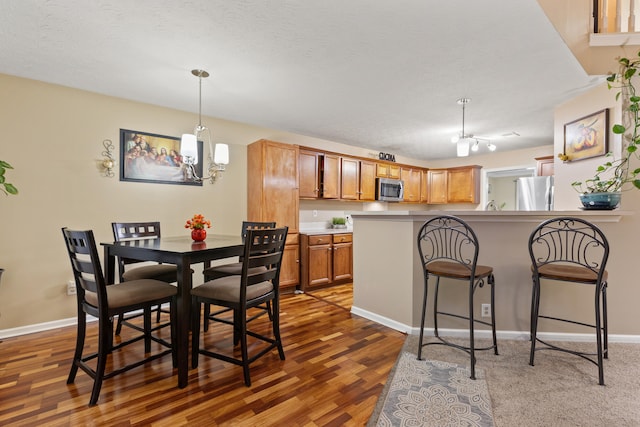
[579,191,621,210]
[191,228,207,242]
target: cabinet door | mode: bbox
[340,157,360,200]
[427,169,447,204]
[322,154,341,199]
[401,168,422,202]
[420,170,429,202]
[359,160,376,201]
[332,242,353,282]
[280,242,300,289]
[299,150,320,199]
[388,164,401,179]
[307,244,331,287]
[376,163,390,178]
[447,166,480,203]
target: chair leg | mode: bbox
[191,297,201,369]
[468,278,476,380]
[67,310,86,384]
[529,276,541,366]
[233,309,241,346]
[143,308,152,353]
[490,274,498,355]
[272,298,285,360]
[156,304,161,323]
[417,273,429,361]
[89,315,112,406]
[595,283,605,385]
[602,283,609,360]
[203,303,211,332]
[433,276,441,337]
[239,306,251,387]
[115,314,124,335]
[171,299,177,368]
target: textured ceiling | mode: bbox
[0,0,603,160]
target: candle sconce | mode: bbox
[101,139,116,177]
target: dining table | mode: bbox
[102,234,244,388]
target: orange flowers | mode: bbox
[185,214,211,230]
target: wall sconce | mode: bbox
[101,139,115,177]
[180,69,230,184]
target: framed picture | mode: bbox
[563,109,609,162]
[119,129,203,186]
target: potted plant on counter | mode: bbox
[331,217,347,229]
[570,54,640,209]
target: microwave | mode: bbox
[376,177,404,202]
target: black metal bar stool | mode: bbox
[528,217,609,385]
[416,215,498,380]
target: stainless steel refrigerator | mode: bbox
[516,176,554,210]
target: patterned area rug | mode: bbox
[370,352,494,426]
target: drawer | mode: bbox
[307,234,331,245]
[286,232,299,245]
[333,233,352,244]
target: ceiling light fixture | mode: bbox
[452,97,497,157]
[180,69,229,184]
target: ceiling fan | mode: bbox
[450,98,497,157]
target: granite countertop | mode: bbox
[299,228,353,235]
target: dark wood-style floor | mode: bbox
[0,284,406,426]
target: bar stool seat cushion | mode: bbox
[426,260,493,279]
[84,279,177,309]
[121,264,177,282]
[534,264,607,284]
[192,275,273,303]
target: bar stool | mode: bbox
[528,217,609,385]
[416,215,498,380]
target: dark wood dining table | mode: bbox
[101,234,244,388]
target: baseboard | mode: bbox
[350,305,640,344]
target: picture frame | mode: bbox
[563,109,609,162]
[119,129,203,186]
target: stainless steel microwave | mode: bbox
[376,177,404,202]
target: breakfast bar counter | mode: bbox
[349,210,636,337]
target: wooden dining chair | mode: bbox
[111,221,178,335]
[201,221,276,332]
[416,215,498,380]
[62,228,177,406]
[528,217,610,385]
[191,226,288,386]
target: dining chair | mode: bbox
[201,221,276,332]
[191,226,288,386]
[62,228,177,406]
[111,221,178,335]
[528,217,609,385]
[416,215,498,380]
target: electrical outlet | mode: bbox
[67,280,77,296]
[312,210,318,217]
[481,304,491,318]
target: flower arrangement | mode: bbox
[184,214,211,230]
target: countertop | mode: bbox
[299,228,353,235]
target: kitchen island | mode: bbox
[350,210,637,339]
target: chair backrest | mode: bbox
[528,217,609,281]
[241,221,277,238]
[111,221,162,279]
[240,226,288,300]
[61,228,107,318]
[417,215,480,276]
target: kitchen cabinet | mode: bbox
[341,157,376,201]
[400,167,422,202]
[427,165,481,204]
[420,170,429,202]
[299,150,340,199]
[247,139,300,289]
[536,155,555,176]
[376,162,401,179]
[300,233,353,291]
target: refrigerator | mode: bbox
[516,176,554,211]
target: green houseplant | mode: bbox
[0,160,18,196]
[332,217,347,229]
[570,54,640,208]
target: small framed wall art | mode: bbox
[563,109,609,162]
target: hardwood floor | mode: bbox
[0,284,406,426]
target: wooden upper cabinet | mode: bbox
[322,154,341,199]
[376,162,401,179]
[400,167,422,202]
[536,155,555,176]
[427,169,448,204]
[340,157,360,200]
[420,170,429,202]
[447,165,481,204]
[299,150,320,199]
[359,160,376,201]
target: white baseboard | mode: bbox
[350,305,640,344]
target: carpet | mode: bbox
[370,351,494,426]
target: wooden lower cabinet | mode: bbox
[300,233,353,291]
